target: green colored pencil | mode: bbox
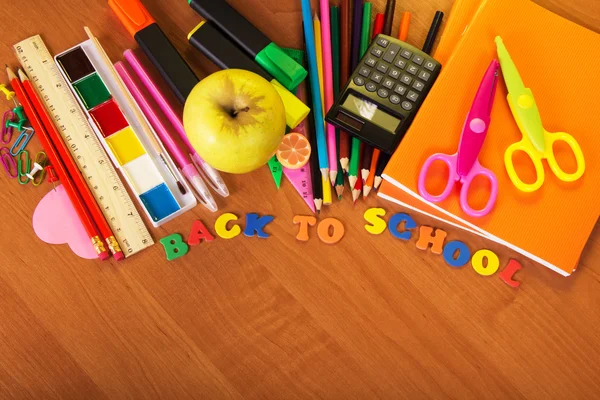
[349,2,372,189]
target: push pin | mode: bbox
[13,106,27,124]
[0,84,18,108]
[26,162,44,180]
[45,165,58,191]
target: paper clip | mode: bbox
[10,127,34,157]
[2,110,15,144]
[1,147,17,178]
[17,150,31,185]
[30,151,48,187]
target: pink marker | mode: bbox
[123,49,229,199]
[115,62,218,212]
[320,1,338,186]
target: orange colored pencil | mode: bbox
[399,12,411,41]
[18,69,124,260]
[8,67,110,260]
[364,148,379,197]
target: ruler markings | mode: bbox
[14,36,153,256]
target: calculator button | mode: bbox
[390,94,402,105]
[371,47,384,58]
[407,91,420,102]
[365,57,377,67]
[377,88,390,99]
[400,49,413,59]
[402,101,413,111]
[412,80,426,92]
[383,44,401,63]
[412,55,425,65]
[366,82,377,92]
[394,84,407,96]
[424,61,436,71]
[371,72,383,83]
[389,68,401,79]
[376,62,389,74]
[394,59,407,69]
[400,74,413,85]
[406,65,419,75]
[359,67,371,78]
[382,79,395,90]
[353,76,366,86]
[418,70,432,82]
[376,37,390,48]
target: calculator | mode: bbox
[325,35,442,154]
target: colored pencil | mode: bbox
[423,11,444,54]
[383,0,396,36]
[7,67,110,260]
[300,0,329,196]
[338,0,351,173]
[363,12,386,198]
[352,144,364,204]
[331,6,341,100]
[313,14,333,205]
[314,14,325,113]
[358,2,373,193]
[303,47,323,214]
[374,153,390,190]
[349,1,370,192]
[372,14,385,39]
[331,5,344,200]
[20,69,125,260]
[320,0,338,186]
[399,12,411,41]
[351,0,364,69]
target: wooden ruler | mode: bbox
[14,35,154,257]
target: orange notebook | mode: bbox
[379,0,600,276]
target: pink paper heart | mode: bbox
[32,185,98,259]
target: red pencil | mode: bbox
[372,14,385,39]
[7,67,110,260]
[19,69,124,260]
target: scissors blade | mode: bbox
[495,36,546,152]
[495,37,527,95]
[457,60,499,178]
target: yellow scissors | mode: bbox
[495,37,585,193]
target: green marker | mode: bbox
[188,0,307,91]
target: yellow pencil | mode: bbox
[314,14,326,114]
[314,13,333,204]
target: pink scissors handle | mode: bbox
[418,153,458,203]
[459,161,498,218]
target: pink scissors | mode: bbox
[418,60,500,218]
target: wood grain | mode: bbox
[1,0,599,398]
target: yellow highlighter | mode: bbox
[188,21,309,129]
[496,36,585,193]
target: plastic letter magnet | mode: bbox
[256,43,308,92]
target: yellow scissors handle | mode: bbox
[545,131,585,182]
[505,140,545,193]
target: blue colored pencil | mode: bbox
[300,0,329,176]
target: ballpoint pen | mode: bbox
[123,49,229,198]
[115,62,219,212]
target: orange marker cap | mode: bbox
[108,0,156,37]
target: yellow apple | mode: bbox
[183,69,286,174]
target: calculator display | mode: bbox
[342,94,401,133]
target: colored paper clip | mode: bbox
[10,127,34,156]
[17,150,31,185]
[1,147,17,178]
[2,110,15,144]
[29,151,48,186]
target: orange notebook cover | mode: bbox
[379,0,600,276]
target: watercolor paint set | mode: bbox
[55,38,197,227]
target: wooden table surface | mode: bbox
[1,0,599,398]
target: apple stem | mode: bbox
[232,106,250,117]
